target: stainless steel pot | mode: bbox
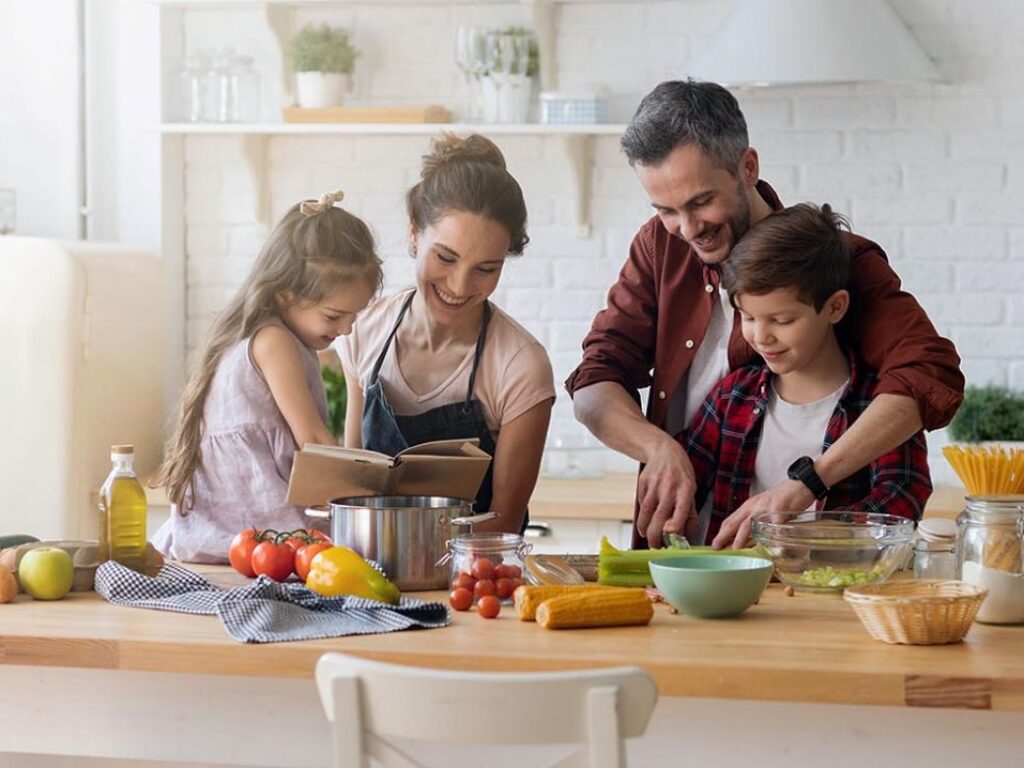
[305,496,496,591]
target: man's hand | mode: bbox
[636,439,698,549]
[712,478,814,549]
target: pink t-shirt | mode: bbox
[337,289,555,434]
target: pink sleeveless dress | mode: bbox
[153,321,329,563]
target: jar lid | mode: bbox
[111,444,134,454]
[917,517,957,542]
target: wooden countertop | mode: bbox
[1,563,1020,712]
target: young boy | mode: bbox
[683,203,932,547]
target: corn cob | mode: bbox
[597,536,766,587]
[535,589,655,630]
[514,584,629,621]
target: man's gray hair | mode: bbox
[621,80,749,171]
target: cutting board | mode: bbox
[283,105,453,124]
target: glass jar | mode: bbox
[912,517,957,580]
[956,495,1024,624]
[447,533,530,604]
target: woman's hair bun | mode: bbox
[420,133,506,179]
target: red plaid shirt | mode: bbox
[684,352,932,544]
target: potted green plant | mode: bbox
[290,23,359,108]
[948,386,1024,444]
[321,365,347,440]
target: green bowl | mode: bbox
[648,555,774,619]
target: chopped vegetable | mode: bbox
[795,564,886,589]
[597,536,766,587]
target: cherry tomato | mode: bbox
[506,565,522,579]
[477,595,501,619]
[295,541,332,582]
[495,577,516,599]
[474,578,495,598]
[471,557,494,581]
[228,528,261,577]
[452,572,476,591]
[251,540,294,581]
[492,564,508,579]
[449,587,473,611]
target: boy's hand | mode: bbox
[636,439,698,549]
[712,479,814,549]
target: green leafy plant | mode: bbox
[948,386,1024,442]
[322,366,348,439]
[291,23,359,74]
[494,27,539,78]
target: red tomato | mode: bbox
[474,578,495,598]
[471,557,494,581]
[303,528,332,544]
[506,565,522,579]
[251,540,294,581]
[477,595,500,619]
[452,572,476,591]
[295,541,332,582]
[228,528,261,577]
[492,564,508,579]
[449,587,473,611]
[495,577,516,599]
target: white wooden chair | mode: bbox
[315,652,659,768]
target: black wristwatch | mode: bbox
[787,456,829,499]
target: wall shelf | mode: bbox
[160,122,626,135]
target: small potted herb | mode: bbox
[949,386,1024,444]
[290,23,359,108]
[321,365,348,440]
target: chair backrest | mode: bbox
[315,652,659,768]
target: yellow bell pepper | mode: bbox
[305,546,401,605]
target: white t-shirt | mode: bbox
[337,289,556,435]
[667,284,734,435]
[750,380,847,497]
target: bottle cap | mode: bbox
[111,444,135,454]
[917,517,957,542]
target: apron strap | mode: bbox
[367,291,416,386]
[464,301,492,410]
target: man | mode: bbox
[566,80,963,550]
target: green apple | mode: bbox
[19,547,74,601]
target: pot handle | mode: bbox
[304,505,331,519]
[449,511,499,526]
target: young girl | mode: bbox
[337,134,555,535]
[153,191,382,563]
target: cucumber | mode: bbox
[0,534,40,550]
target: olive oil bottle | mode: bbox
[98,445,147,571]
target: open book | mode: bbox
[285,438,492,506]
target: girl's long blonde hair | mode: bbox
[157,196,383,510]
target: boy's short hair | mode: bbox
[722,203,850,311]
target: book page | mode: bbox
[301,443,393,464]
[396,438,486,459]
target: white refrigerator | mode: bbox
[0,237,165,540]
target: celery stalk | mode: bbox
[597,536,767,587]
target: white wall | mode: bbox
[171,0,1024,483]
[0,0,82,239]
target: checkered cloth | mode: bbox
[94,561,450,643]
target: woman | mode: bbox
[337,133,555,534]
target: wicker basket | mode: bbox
[843,580,988,645]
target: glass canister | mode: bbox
[912,517,958,580]
[956,495,1024,624]
[447,533,530,604]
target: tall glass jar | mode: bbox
[956,495,1024,624]
[447,533,530,604]
[912,517,957,580]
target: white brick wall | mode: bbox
[181,0,1024,483]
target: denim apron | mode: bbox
[361,291,497,515]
